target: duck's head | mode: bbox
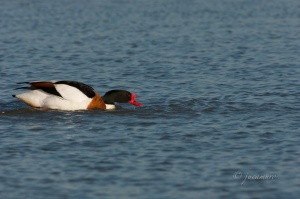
[102,90,143,107]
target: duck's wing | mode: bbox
[16,81,62,97]
[54,81,96,98]
[16,80,96,102]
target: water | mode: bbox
[1,0,300,198]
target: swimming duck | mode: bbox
[13,80,143,110]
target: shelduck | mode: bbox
[13,80,143,110]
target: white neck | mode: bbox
[105,104,116,110]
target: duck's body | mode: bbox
[13,80,143,111]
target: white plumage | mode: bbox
[54,84,90,102]
[15,89,92,111]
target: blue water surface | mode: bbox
[0,0,300,198]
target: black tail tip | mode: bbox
[12,95,16,98]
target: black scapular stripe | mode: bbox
[41,87,63,97]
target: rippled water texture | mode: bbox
[1,0,300,198]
